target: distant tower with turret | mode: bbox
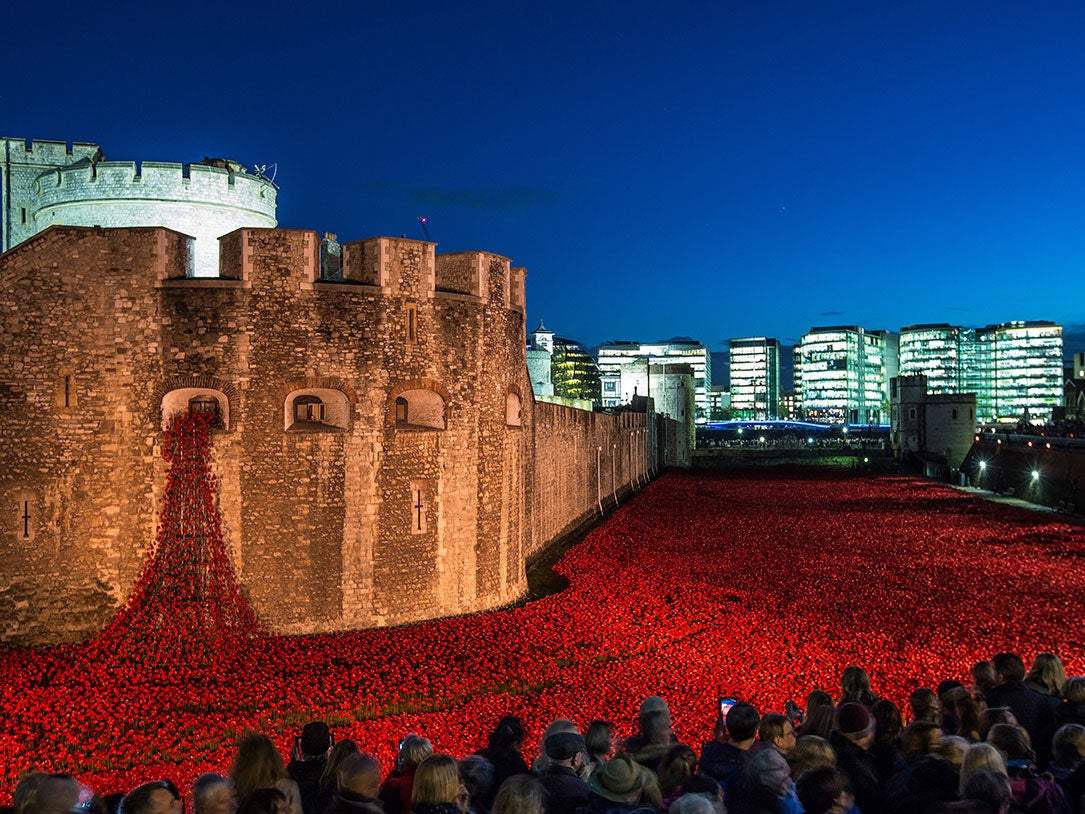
[1,138,277,276]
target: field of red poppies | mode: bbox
[3,467,1084,801]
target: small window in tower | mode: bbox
[908,407,917,421]
[952,408,958,420]
[294,395,326,423]
[406,303,418,344]
[409,481,427,534]
[15,492,36,542]
[20,208,28,225]
[56,371,77,410]
[395,397,409,424]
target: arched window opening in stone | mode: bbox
[284,388,350,432]
[162,388,230,431]
[393,389,445,430]
[506,392,522,426]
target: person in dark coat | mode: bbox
[1055,678,1085,729]
[577,755,658,814]
[700,702,763,807]
[829,703,882,814]
[537,733,592,814]
[474,717,530,811]
[288,722,333,814]
[985,653,1056,768]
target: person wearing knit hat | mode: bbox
[581,755,658,814]
[829,703,881,814]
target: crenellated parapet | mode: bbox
[33,161,276,220]
[216,230,526,312]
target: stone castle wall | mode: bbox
[529,405,652,555]
[0,225,659,645]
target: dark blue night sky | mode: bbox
[6,0,1085,360]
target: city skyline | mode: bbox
[5,1,1085,354]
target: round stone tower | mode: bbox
[31,158,277,277]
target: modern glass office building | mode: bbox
[984,321,1063,422]
[729,337,781,419]
[898,321,1062,423]
[795,326,893,424]
[899,324,964,394]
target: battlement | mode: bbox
[191,229,526,310]
[1,137,101,166]
[33,160,277,218]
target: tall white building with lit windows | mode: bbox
[795,326,895,424]
[729,337,780,419]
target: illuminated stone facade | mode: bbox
[0,226,664,644]
[597,340,712,420]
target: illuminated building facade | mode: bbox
[551,336,602,404]
[795,326,894,424]
[899,321,1063,423]
[729,337,780,419]
[899,325,965,394]
[596,339,712,420]
[982,321,1063,423]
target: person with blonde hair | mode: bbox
[935,735,970,769]
[230,733,303,814]
[410,754,467,814]
[959,743,1008,797]
[787,736,837,781]
[1025,653,1068,703]
[381,734,434,814]
[490,775,543,814]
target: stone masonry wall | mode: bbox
[529,404,651,557]
[0,225,659,646]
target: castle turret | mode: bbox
[2,139,277,277]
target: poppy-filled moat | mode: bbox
[2,454,1083,800]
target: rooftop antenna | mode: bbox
[417,216,431,242]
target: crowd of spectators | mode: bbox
[8,652,1085,814]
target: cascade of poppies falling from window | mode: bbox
[96,410,264,664]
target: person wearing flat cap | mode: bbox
[578,754,659,814]
[537,732,592,814]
